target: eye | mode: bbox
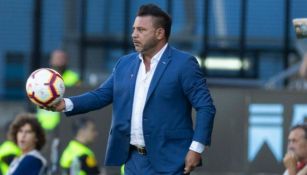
[138,28,145,32]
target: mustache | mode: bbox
[288,148,295,152]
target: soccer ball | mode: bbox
[26,68,65,108]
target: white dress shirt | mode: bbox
[64,43,205,153]
[130,44,167,147]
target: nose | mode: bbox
[131,30,137,39]
[19,132,26,140]
[22,131,27,137]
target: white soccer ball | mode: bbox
[26,68,65,108]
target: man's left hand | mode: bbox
[184,150,202,174]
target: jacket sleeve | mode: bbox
[65,58,123,116]
[65,74,114,116]
[180,56,216,146]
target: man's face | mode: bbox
[288,128,307,161]
[131,16,160,54]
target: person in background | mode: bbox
[283,123,307,175]
[288,18,307,90]
[36,49,82,174]
[49,50,80,88]
[7,113,47,175]
[37,49,81,131]
[294,54,307,89]
[0,121,21,175]
[60,118,99,175]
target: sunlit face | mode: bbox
[131,16,161,54]
[288,128,307,161]
[17,124,37,153]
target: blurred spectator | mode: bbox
[7,113,47,175]
[37,49,80,131]
[37,49,82,174]
[283,123,307,175]
[0,121,21,175]
[49,49,80,87]
[288,19,307,90]
[268,19,307,90]
[60,118,99,175]
[293,18,307,39]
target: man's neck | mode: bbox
[141,42,167,72]
[142,41,167,61]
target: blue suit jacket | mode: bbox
[66,46,216,172]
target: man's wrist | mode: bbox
[63,98,73,112]
[189,141,205,154]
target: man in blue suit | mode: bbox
[52,3,216,175]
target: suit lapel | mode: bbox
[129,55,141,100]
[145,46,172,103]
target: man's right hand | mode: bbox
[53,99,66,112]
[39,99,66,112]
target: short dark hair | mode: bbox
[9,113,46,150]
[72,118,94,135]
[290,123,307,139]
[137,4,172,40]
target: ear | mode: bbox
[156,28,165,40]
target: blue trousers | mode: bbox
[124,149,187,175]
